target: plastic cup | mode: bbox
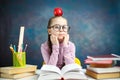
[13,52,26,67]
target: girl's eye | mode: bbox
[54,26,59,29]
[62,26,67,29]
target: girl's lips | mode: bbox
[59,34,65,36]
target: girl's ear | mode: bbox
[48,29,51,34]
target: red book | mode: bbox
[87,54,120,61]
[84,58,113,64]
[84,58,113,68]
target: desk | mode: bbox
[0,69,120,80]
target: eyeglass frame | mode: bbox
[48,24,70,32]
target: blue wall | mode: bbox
[0,0,120,68]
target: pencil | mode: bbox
[9,46,15,54]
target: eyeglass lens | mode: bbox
[52,24,69,31]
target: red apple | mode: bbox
[54,7,63,16]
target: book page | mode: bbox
[61,63,82,75]
[40,65,61,75]
[63,71,87,80]
[38,74,61,80]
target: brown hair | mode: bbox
[47,17,54,55]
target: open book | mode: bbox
[38,63,87,80]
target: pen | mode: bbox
[24,44,28,52]
[14,45,16,52]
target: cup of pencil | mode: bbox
[10,44,27,67]
[13,52,26,67]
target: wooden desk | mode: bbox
[0,69,120,80]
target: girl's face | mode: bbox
[48,17,69,41]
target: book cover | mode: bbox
[0,64,37,74]
[87,54,120,61]
[0,74,38,80]
[38,63,88,80]
[0,72,35,79]
[86,69,120,79]
[87,66,120,73]
[85,58,113,68]
[89,63,113,68]
[85,58,113,64]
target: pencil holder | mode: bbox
[13,52,26,67]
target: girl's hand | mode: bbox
[63,34,69,46]
[50,35,59,45]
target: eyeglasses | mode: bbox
[49,24,70,32]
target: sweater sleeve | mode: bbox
[41,43,59,66]
[63,42,76,64]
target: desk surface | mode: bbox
[0,69,120,80]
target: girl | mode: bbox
[41,8,76,69]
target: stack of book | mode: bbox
[85,54,120,79]
[0,65,37,79]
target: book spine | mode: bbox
[87,56,120,61]
[112,54,120,58]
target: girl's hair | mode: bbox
[47,17,54,55]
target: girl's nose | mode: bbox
[59,27,63,31]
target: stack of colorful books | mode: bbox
[85,54,120,79]
[0,65,37,79]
